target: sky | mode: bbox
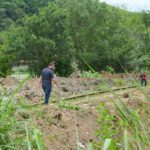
[100,0,150,12]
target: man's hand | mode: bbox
[52,78,58,86]
[37,76,42,85]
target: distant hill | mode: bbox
[0,0,142,31]
[0,0,54,31]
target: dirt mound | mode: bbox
[0,77,19,89]
[31,105,98,150]
[0,72,135,103]
[101,71,130,79]
[55,77,101,96]
[0,77,101,103]
[1,75,149,149]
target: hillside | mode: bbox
[0,0,53,31]
[0,72,150,149]
[0,0,142,31]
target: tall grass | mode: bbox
[81,59,150,149]
[0,78,27,149]
[101,79,149,149]
[0,76,44,149]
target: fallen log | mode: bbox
[53,85,137,103]
[25,85,137,107]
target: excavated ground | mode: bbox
[0,73,149,150]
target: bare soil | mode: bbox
[33,106,98,150]
[0,74,149,150]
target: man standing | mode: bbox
[40,62,57,104]
[140,72,147,86]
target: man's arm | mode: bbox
[52,78,57,85]
[51,70,57,85]
[38,76,42,84]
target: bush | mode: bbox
[0,81,45,149]
[80,71,101,79]
[0,55,12,77]
[113,78,126,86]
[106,66,115,74]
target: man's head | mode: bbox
[48,62,55,70]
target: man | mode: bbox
[140,72,147,86]
[40,62,57,104]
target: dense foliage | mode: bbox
[0,0,150,76]
[0,0,54,31]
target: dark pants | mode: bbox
[42,85,52,104]
[141,79,147,86]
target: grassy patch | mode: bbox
[0,79,44,149]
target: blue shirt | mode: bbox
[41,68,54,86]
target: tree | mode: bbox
[1,2,74,76]
[0,0,149,76]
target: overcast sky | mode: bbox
[100,0,150,12]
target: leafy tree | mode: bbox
[1,2,74,76]
[0,0,150,76]
[0,0,54,31]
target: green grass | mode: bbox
[58,101,81,111]
[80,58,150,149]
[1,60,150,149]
[95,99,150,149]
[0,77,45,149]
[80,70,101,79]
